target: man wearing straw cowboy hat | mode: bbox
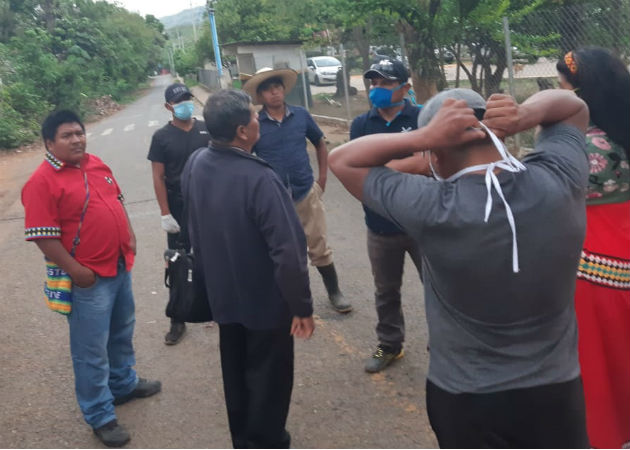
[243,67,352,314]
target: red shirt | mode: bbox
[22,152,134,276]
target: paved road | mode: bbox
[0,75,434,448]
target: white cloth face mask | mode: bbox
[430,123,527,273]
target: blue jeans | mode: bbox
[67,260,138,429]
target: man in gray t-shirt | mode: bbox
[329,89,590,448]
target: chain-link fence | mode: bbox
[299,17,403,125]
[301,0,629,130]
[198,68,221,90]
[503,0,630,101]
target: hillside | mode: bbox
[159,6,206,30]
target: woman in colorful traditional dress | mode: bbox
[557,46,630,449]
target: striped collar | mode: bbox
[44,151,65,171]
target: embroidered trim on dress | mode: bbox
[44,152,64,170]
[25,226,62,240]
[577,249,630,290]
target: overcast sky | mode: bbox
[106,0,206,19]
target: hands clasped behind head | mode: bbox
[423,92,523,148]
[425,99,486,149]
[482,94,520,139]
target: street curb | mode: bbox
[311,114,349,129]
[191,84,211,107]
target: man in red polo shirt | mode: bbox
[22,110,161,448]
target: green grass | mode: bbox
[183,75,199,88]
[313,93,335,101]
[116,80,153,105]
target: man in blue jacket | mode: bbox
[181,89,314,448]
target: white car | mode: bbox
[306,56,342,86]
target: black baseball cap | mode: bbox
[164,83,193,103]
[364,59,409,83]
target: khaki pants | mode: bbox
[294,182,333,267]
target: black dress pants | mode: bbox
[426,377,589,448]
[166,192,190,251]
[219,322,293,449]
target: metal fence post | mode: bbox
[299,49,309,111]
[502,17,516,99]
[502,16,521,150]
[340,43,352,125]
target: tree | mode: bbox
[173,47,199,75]
[214,0,295,43]
[193,21,215,65]
[0,0,168,149]
[453,0,544,96]
[349,0,445,102]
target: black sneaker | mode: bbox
[113,378,162,406]
[364,345,404,373]
[164,322,186,345]
[93,420,130,447]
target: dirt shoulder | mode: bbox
[0,143,45,221]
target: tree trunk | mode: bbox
[455,54,478,92]
[460,43,482,94]
[351,24,372,101]
[399,20,444,104]
[484,62,506,97]
[483,43,507,97]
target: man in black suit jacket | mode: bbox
[182,89,314,449]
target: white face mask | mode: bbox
[430,123,527,273]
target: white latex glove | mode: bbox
[161,214,181,234]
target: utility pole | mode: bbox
[190,0,198,42]
[168,45,175,75]
[206,1,223,79]
[177,29,185,51]
[340,43,352,125]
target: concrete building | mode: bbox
[222,40,312,107]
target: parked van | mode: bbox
[306,56,342,85]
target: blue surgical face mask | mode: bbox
[369,83,406,109]
[173,100,194,120]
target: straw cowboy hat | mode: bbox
[242,67,298,105]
